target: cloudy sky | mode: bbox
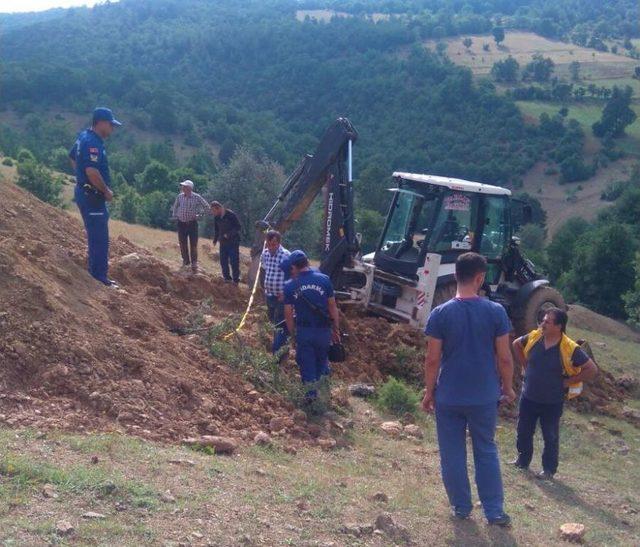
[0,0,112,13]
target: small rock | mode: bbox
[254,431,272,446]
[296,499,310,511]
[559,522,586,543]
[403,424,423,439]
[168,458,196,466]
[524,502,535,511]
[160,490,176,503]
[82,512,106,520]
[191,531,204,539]
[202,315,216,326]
[380,421,403,437]
[115,501,128,512]
[348,383,376,397]
[183,436,238,455]
[594,342,607,349]
[371,491,389,503]
[318,438,337,451]
[374,512,411,544]
[42,484,58,499]
[90,455,99,464]
[56,520,74,536]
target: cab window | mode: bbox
[429,192,477,253]
[479,196,509,259]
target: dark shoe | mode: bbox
[451,508,472,520]
[104,279,120,289]
[510,458,529,470]
[536,471,555,481]
[488,513,512,527]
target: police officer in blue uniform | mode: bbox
[69,108,122,287]
[283,251,340,402]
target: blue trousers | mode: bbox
[266,294,288,354]
[75,186,110,284]
[435,401,505,520]
[516,397,563,474]
[295,327,331,397]
[219,243,240,282]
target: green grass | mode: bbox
[0,450,158,512]
[516,100,640,155]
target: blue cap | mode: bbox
[92,107,122,127]
[279,256,292,274]
[289,250,308,266]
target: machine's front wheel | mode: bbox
[516,286,566,335]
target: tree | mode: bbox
[546,217,590,282]
[522,54,555,82]
[634,66,640,80]
[134,160,173,193]
[112,183,143,224]
[357,209,385,254]
[515,192,547,228]
[491,56,519,82]
[561,223,636,318]
[140,190,175,229]
[592,86,637,138]
[462,37,473,50]
[16,158,63,206]
[569,61,581,81]
[492,26,505,46]
[623,253,640,327]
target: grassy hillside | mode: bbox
[1,319,639,545]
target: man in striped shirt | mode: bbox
[260,230,290,354]
[170,180,210,273]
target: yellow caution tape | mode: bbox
[223,244,265,340]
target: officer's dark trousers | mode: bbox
[177,220,199,266]
[516,396,563,474]
[219,243,240,282]
[266,294,288,354]
[295,327,331,398]
[435,401,505,520]
[75,186,109,284]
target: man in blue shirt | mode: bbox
[423,252,515,526]
[283,250,340,403]
[69,107,122,287]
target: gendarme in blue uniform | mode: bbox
[284,268,334,396]
[69,128,111,284]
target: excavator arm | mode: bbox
[250,118,359,285]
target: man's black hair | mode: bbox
[455,252,487,284]
[265,230,281,243]
[545,307,568,333]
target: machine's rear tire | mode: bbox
[516,286,566,335]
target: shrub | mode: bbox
[2,157,13,166]
[16,158,63,206]
[376,377,420,416]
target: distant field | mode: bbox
[426,31,638,81]
[516,100,640,155]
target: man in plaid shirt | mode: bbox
[170,180,210,272]
[261,230,291,354]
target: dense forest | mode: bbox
[1,0,639,320]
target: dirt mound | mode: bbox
[0,180,307,443]
[569,304,640,343]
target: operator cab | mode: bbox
[374,173,515,286]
